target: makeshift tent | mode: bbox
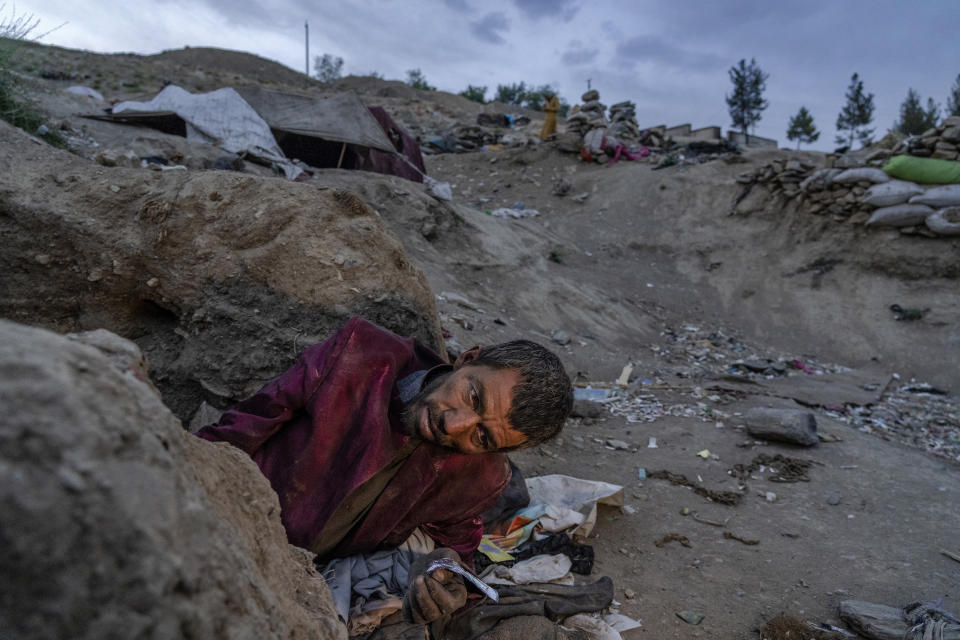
[99,85,301,179]
[235,87,426,182]
[359,106,426,183]
[87,85,428,183]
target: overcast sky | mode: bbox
[17,0,960,151]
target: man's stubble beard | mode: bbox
[400,370,450,441]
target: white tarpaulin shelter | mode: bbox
[109,85,301,179]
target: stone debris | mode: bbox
[565,89,609,139]
[573,321,958,463]
[892,115,960,161]
[734,120,960,237]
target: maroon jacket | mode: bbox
[197,317,510,564]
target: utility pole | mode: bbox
[304,20,309,76]
[587,78,591,90]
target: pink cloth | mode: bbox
[197,317,510,564]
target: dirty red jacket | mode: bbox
[196,317,510,564]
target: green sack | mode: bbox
[883,155,960,184]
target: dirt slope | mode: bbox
[5,43,960,639]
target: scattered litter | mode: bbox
[616,363,634,386]
[696,449,710,458]
[621,505,636,515]
[731,454,814,483]
[574,386,618,402]
[941,548,960,564]
[637,468,646,480]
[655,533,691,548]
[647,437,658,448]
[526,475,624,540]
[676,610,704,625]
[503,554,571,584]
[723,531,759,545]
[692,513,729,527]
[490,207,540,219]
[765,491,777,503]
[648,470,743,505]
[606,439,630,450]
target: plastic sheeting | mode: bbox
[525,475,624,540]
[111,85,301,179]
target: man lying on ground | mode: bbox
[197,316,573,625]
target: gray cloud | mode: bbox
[470,12,508,44]
[513,0,579,22]
[561,40,598,66]
[615,35,724,72]
[442,0,472,13]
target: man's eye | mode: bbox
[477,427,489,448]
[470,387,480,410]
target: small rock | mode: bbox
[570,399,602,419]
[109,184,120,193]
[34,254,51,265]
[624,588,636,599]
[571,192,590,203]
[677,611,704,625]
[827,494,842,506]
[551,330,571,346]
[765,491,777,503]
[419,221,437,240]
[87,269,103,282]
[745,407,818,446]
[146,277,160,288]
[96,151,118,167]
[606,439,629,450]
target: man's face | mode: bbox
[403,363,528,454]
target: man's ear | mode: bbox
[452,346,481,369]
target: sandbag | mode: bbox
[865,203,934,228]
[862,180,924,207]
[909,184,960,207]
[925,207,960,236]
[883,155,960,184]
[832,167,891,184]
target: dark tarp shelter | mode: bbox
[235,87,426,182]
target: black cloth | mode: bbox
[474,533,594,576]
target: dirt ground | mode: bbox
[9,43,960,638]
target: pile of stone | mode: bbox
[892,115,960,160]
[797,167,882,219]
[564,89,608,138]
[606,101,642,148]
[735,158,817,199]
[453,124,499,151]
[736,158,960,237]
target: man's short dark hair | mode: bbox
[469,340,572,449]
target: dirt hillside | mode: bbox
[2,43,958,639]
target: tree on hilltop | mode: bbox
[947,73,960,117]
[835,73,875,148]
[459,85,487,103]
[313,53,343,84]
[786,106,820,150]
[725,58,769,145]
[894,88,940,135]
[406,68,435,91]
[494,82,527,106]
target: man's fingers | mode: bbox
[430,567,453,583]
[425,573,467,613]
[413,575,442,623]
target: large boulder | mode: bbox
[0,121,443,420]
[0,320,345,639]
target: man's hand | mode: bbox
[402,548,468,624]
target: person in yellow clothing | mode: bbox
[539,94,560,140]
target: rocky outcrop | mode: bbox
[0,121,443,420]
[0,320,345,639]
